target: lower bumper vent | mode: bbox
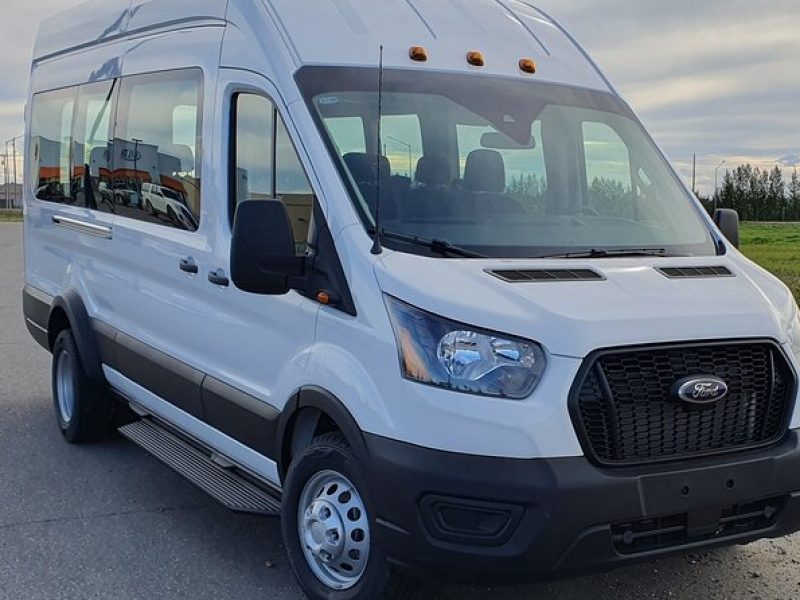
[612,496,786,555]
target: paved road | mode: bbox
[1,221,799,599]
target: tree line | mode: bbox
[701,164,800,222]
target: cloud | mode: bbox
[541,0,800,191]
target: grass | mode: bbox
[0,210,22,223]
[740,222,800,300]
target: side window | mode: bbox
[234,94,274,203]
[114,69,202,231]
[582,122,634,219]
[30,88,76,204]
[233,93,315,254]
[73,79,117,212]
[381,114,422,179]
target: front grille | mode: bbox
[612,496,786,555]
[571,341,794,466]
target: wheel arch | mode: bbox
[49,290,105,383]
[276,386,371,482]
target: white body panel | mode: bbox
[24,0,800,489]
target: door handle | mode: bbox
[208,269,230,287]
[179,257,199,274]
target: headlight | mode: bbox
[385,296,546,399]
[787,307,800,362]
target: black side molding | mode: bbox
[108,329,205,419]
[95,319,281,459]
[22,286,51,350]
[202,376,280,458]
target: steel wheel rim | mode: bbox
[297,470,370,590]
[56,350,75,423]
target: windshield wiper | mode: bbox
[540,247,675,259]
[370,229,487,258]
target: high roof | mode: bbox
[262,0,611,90]
[34,0,612,93]
[33,0,226,62]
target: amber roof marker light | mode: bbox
[409,46,429,62]
[519,58,537,74]
[466,51,485,67]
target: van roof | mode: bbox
[34,0,613,94]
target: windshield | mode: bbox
[297,67,715,259]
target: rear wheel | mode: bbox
[52,329,111,443]
[282,433,410,599]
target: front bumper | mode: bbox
[365,430,800,582]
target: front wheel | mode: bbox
[282,433,408,600]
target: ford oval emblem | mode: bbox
[672,376,729,405]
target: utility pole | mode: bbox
[3,141,9,209]
[1,153,6,209]
[691,154,696,194]
[11,137,18,208]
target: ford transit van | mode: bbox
[23,1,800,598]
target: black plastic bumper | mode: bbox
[365,431,800,582]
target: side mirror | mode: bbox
[231,199,306,295]
[714,208,740,249]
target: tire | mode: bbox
[282,433,411,600]
[167,205,177,224]
[51,329,111,443]
[145,199,154,215]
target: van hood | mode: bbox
[373,252,797,359]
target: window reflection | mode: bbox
[73,79,116,213]
[30,89,76,204]
[113,69,202,230]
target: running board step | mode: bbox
[119,419,281,515]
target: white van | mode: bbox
[22,1,800,598]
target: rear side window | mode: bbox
[72,79,117,212]
[232,93,315,254]
[381,114,423,179]
[582,121,634,219]
[323,116,366,156]
[113,69,203,231]
[30,88,76,203]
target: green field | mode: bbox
[0,211,22,223]
[740,222,800,300]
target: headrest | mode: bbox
[343,152,391,183]
[464,149,506,193]
[379,155,391,179]
[415,155,451,187]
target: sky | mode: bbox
[0,0,798,194]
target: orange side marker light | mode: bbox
[467,51,485,67]
[519,58,537,74]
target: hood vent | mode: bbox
[488,269,605,283]
[657,266,734,279]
